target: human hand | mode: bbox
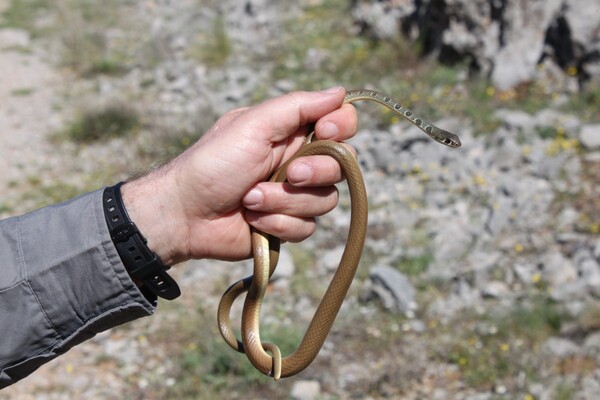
[121,87,358,265]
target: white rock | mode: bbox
[482,281,511,299]
[580,124,600,149]
[584,332,600,350]
[542,251,577,288]
[0,28,30,48]
[541,337,580,358]
[366,265,417,314]
[319,245,346,272]
[273,247,295,280]
[290,380,321,400]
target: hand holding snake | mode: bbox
[122,87,357,266]
[123,87,460,380]
[215,89,461,379]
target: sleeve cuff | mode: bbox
[19,188,157,337]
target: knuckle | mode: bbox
[328,187,340,208]
[271,214,290,235]
[261,183,289,211]
[287,218,316,243]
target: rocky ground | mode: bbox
[2,0,600,399]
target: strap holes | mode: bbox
[128,246,135,252]
[112,216,120,222]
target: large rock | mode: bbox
[351,0,600,88]
[490,0,563,89]
[361,265,417,314]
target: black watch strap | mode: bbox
[103,182,181,300]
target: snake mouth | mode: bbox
[443,137,461,148]
[438,130,462,148]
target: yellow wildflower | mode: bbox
[514,243,524,253]
[472,173,486,186]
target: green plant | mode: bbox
[188,15,232,68]
[507,297,564,337]
[0,202,13,215]
[554,381,576,400]
[89,57,127,76]
[147,302,300,399]
[3,1,131,74]
[563,85,600,122]
[63,104,140,143]
[396,254,433,276]
[10,87,34,96]
[288,246,327,300]
[257,0,423,95]
[578,301,600,331]
[536,126,558,140]
[22,181,83,208]
[54,0,130,76]
[0,0,49,32]
[441,297,567,388]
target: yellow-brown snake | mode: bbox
[217,89,461,380]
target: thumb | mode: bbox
[242,87,346,143]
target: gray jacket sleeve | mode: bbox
[0,188,156,389]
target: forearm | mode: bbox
[0,189,155,389]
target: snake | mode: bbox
[217,89,461,380]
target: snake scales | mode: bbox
[217,89,461,380]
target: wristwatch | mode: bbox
[103,182,181,300]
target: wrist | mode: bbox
[120,171,188,266]
[103,182,181,300]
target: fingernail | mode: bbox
[289,162,312,183]
[319,121,339,139]
[243,188,263,207]
[321,86,343,94]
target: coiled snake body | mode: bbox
[217,89,461,380]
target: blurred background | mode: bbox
[1,0,600,398]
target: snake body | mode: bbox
[217,89,461,380]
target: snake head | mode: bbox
[437,129,462,148]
